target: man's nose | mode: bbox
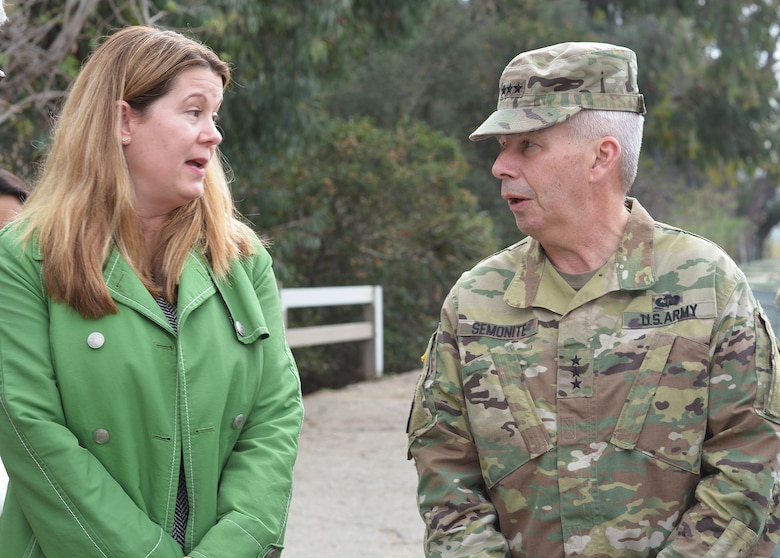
[492,150,516,180]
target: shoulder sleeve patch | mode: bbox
[407,330,439,455]
[754,308,780,422]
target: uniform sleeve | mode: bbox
[407,289,511,558]
[0,232,184,557]
[190,245,303,558]
[659,277,780,557]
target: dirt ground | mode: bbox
[283,370,424,558]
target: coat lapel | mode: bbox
[176,252,217,328]
[103,249,268,341]
[103,250,172,331]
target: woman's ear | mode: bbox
[590,135,621,182]
[117,100,133,142]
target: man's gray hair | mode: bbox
[567,110,644,194]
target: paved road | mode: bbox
[284,370,424,558]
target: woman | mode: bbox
[0,26,303,558]
[0,168,28,227]
[0,168,27,513]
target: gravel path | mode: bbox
[283,370,424,558]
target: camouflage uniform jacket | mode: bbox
[407,198,780,558]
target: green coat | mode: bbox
[0,225,303,558]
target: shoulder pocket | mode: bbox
[610,332,675,450]
[611,332,708,474]
[464,348,553,487]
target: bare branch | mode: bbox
[0,0,164,167]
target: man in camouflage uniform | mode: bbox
[0,1,7,81]
[407,42,780,558]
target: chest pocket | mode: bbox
[610,332,708,474]
[463,348,553,488]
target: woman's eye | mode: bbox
[212,113,220,123]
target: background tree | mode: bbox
[1,0,101,175]
[160,0,430,174]
[254,117,497,389]
[3,0,780,388]
[611,0,780,259]
[327,0,780,256]
[0,0,429,178]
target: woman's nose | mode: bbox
[202,120,222,146]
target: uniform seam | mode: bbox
[107,286,172,330]
[243,323,266,339]
[179,285,213,318]
[273,361,302,547]
[273,466,296,547]
[182,256,217,317]
[104,252,120,284]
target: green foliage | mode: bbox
[245,116,498,389]
[325,0,597,247]
[614,0,780,167]
[324,0,780,258]
[158,0,430,172]
[632,153,752,259]
[7,0,780,389]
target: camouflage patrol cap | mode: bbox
[469,42,646,141]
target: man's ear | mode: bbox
[590,136,621,182]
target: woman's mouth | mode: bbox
[186,158,208,175]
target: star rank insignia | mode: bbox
[557,351,593,398]
[500,80,525,99]
[570,356,582,388]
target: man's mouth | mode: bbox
[507,197,532,211]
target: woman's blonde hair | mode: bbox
[18,26,258,318]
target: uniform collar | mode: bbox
[505,197,657,310]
